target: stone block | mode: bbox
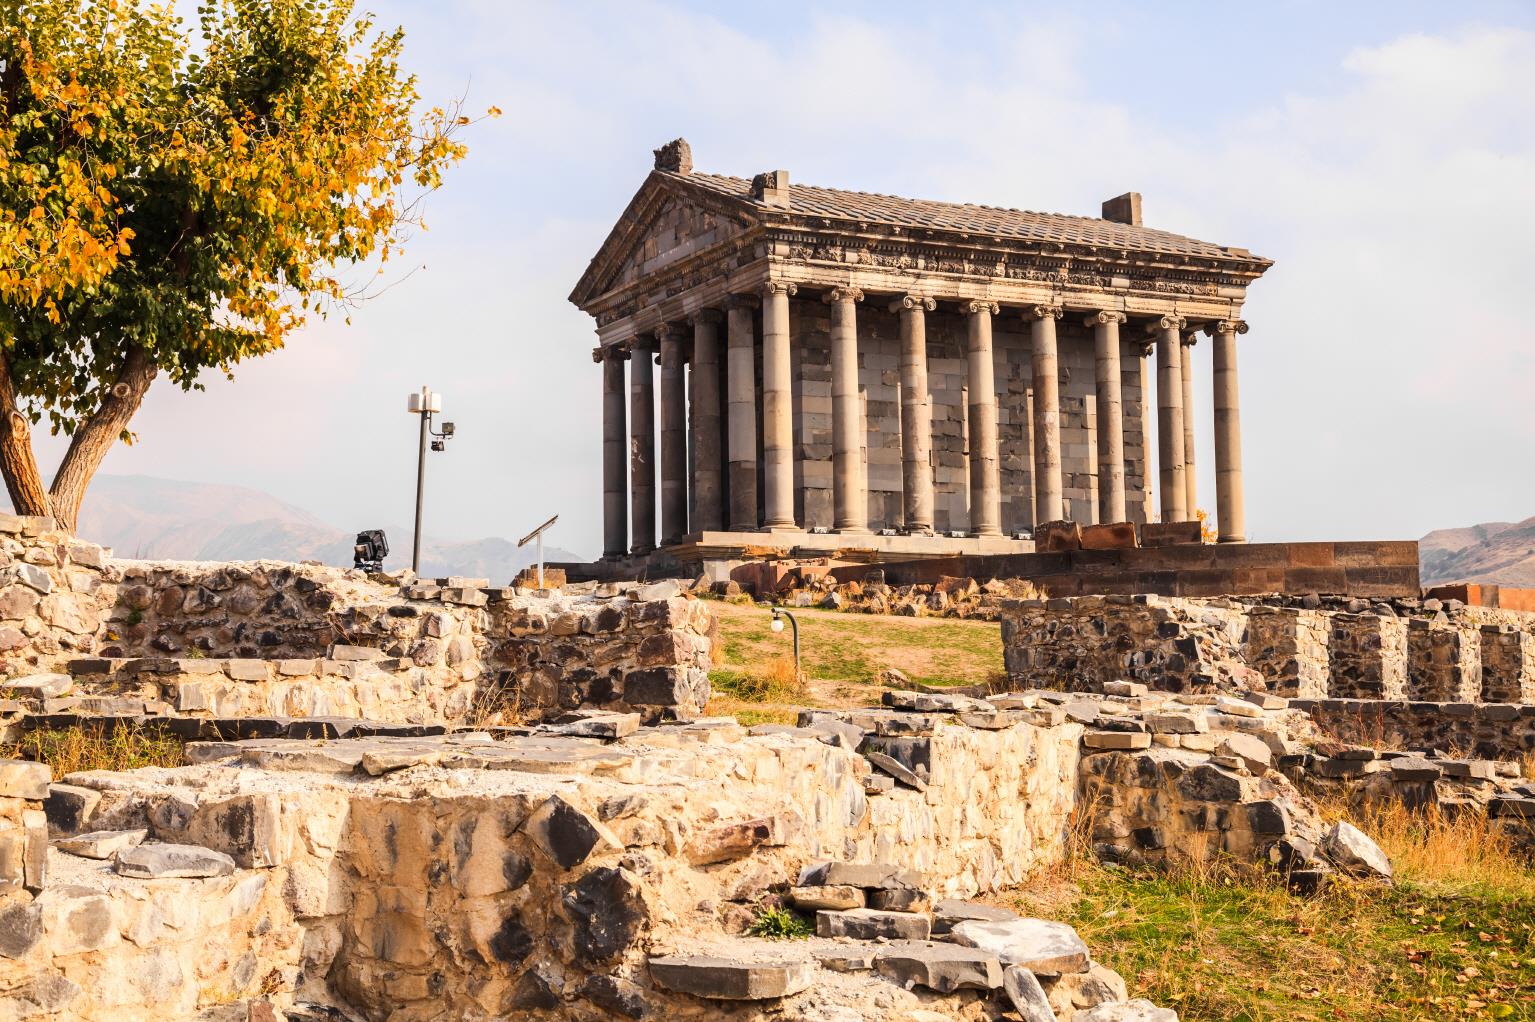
[1083,732,1151,750]
[816,907,932,941]
[44,783,100,835]
[647,955,816,1000]
[0,759,49,800]
[798,860,925,891]
[949,917,1091,975]
[522,795,619,869]
[872,940,1004,992]
[115,843,236,879]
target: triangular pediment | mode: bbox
[569,173,758,309]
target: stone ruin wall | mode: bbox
[0,518,714,726]
[786,301,1153,535]
[1002,594,1535,707]
[1292,698,1535,763]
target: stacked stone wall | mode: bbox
[0,759,48,893]
[1327,613,1408,698]
[1480,626,1535,704]
[1003,594,1535,705]
[0,517,113,676]
[1293,698,1535,762]
[1242,607,1329,698]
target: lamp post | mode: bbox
[407,385,456,575]
[770,607,800,679]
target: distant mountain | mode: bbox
[1420,517,1535,587]
[65,474,582,582]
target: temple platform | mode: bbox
[554,528,1037,582]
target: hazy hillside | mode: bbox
[61,475,583,582]
[1420,517,1535,587]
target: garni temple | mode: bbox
[569,139,1270,573]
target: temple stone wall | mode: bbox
[0,517,113,677]
[1242,607,1330,698]
[788,299,1151,535]
[1479,626,1535,704]
[1405,620,1482,702]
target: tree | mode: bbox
[0,0,487,531]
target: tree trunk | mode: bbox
[0,354,52,519]
[48,347,157,533]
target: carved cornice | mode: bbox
[1031,304,1064,320]
[889,294,937,313]
[822,286,865,305]
[1205,319,1250,337]
[1083,310,1127,328]
[760,280,798,299]
[965,299,1000,316]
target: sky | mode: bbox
[34,0,1535,558]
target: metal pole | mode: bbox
[412,405,428,574]
[536,533,544,589]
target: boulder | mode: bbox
[949,917,1090,976]
[647,955,816,1000]
[114,843,236,879]
[1321,821,1392,881]
[872,941,1004,993]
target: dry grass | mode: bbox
[2,724,184,775]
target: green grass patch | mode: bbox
[747,904,814,940]
[1011,861,1535,1022]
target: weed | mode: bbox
[747,905,813,940]
[2,724,184,775]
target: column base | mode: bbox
[1217,535,1247,544]
[760,524,802,534]
[834,526,872,536]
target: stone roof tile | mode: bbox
[668,171,1265,265]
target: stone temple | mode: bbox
[570,138,1270,572]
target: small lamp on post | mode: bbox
[407,386,457,575]
[770,607,800,680]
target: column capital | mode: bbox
[822,286,865,305]
[965,299,1000,316]
[689,308,724,327]
[760,280,798,299]
[1180,330,1198,348]
[1083,310,1127,328]
[1030,303,1064,320]
[889,294,936,313]
[1205,318,1249,337]
[654,321,682,342]
[1135,341,1155,358]
[723,292,760,311]
[1150,314,1187,332]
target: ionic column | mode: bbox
[1207,318,1249,542]
[1087,310,1128,524]
[825,287,868,533]
[688,310,724,533]
[629,332,657,553]
[658,323,687,546]
[1180,331,1198,518]
[761,280,798,530]
[1030,303,1065,524]
[598,346,628,558]
[966,300,1002,537]
[725,296,759,531]
[1153,315,1188,523]
[893,294,937,534]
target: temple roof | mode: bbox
[666,171,1267,264]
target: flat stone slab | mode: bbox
[1074,999,1180,1021]
[932,898,1019,935]
[864,750,928,789]
[872,940,1004,993]
[882,690,994,714]
[949,918,1091,976]
[648,955,816,1000]
[817,908,931,941]
[115,843,236,879]
[818,948,875,972]
[55,829,147,860]
[544,711,641,740]
[1083,732,1152,750]
[798,861,925,891]
[5,673,72,698]
[789,885,864,911]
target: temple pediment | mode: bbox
[570,175,757,309]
